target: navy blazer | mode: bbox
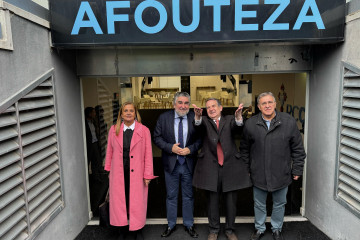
[153,110,202,174]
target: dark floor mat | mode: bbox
[75,221,330,240]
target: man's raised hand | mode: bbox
[235,103,244,121]
[192,104,203,120]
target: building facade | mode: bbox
[0,0,360,239]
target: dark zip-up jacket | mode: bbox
[240,111,306,192]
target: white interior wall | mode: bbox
[190,75,223,101]
[82,77,122,107]
[159,76,181,89]
[132,77,142,100]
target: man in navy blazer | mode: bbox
[154,92,202,238]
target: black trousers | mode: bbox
[88,142,102,174]
[207,165,238,234]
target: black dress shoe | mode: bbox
[185,226,199,238]
[272,230,283,240]
[250,230,264,240]
[161,226,176,237]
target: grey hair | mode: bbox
[173,92,191,105]
[206,98,222,106]
[257,92,276,105]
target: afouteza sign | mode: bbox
[50,0,345,47]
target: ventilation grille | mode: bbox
[336,65,360,218]
[0,74,63,240]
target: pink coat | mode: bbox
[104,122,157,230]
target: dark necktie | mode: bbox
[216,119,224,166]
[178,117,185,165]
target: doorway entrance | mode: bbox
[81,73,307,218]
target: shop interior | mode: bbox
[81,73,307,218]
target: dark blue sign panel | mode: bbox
[50,0,345,47]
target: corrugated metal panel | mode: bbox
[337,66,360,218]
[0,73,64,240]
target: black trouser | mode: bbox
[207,165,238,234]
[124,164,130,217]
[88,142,102,174]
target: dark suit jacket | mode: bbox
[153,110,202,174]
[85,120,94,149]
[192,115,252,192]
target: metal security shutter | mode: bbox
[335,62,360,218]
[0,70,64,240]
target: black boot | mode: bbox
[117,231,124,240]
[134,229,144,240]
[117,226,128,240]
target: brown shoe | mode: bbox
[208,233,218,240]
[225,232,238,240]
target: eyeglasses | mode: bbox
[260,101,275,106]
[177,101,190,105]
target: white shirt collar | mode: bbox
[212,116,221,122]
[123,121,135,131]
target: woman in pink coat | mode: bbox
[104,102,157,240]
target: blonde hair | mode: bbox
[115,102,142,136]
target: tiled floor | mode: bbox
[75,221,330,240]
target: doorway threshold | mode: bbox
[88,216,307,225]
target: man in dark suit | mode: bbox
[84,107,102,179]
[192,98,252,240]
[154,92,202,238]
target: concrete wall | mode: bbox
[0,14,88,240]
[305,10,360,240]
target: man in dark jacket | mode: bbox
[85,107,102,178]
[240,92,306,240]
[154,92,202,238]
[193,98,252,240]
